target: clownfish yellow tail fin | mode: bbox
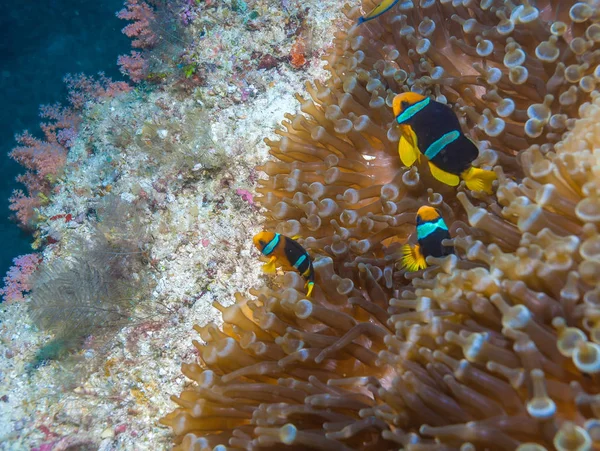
[400,244,427,272]
[461,167,496,194]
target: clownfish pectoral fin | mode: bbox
[428,162,460,187]
[461,166,497,194]
[398,133,420,167]
[262,256,278,274]
[305,281,314,298]
[400,244,427,272]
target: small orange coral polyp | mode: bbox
[290,38,307,68]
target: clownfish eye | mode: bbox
[259,240,266,246]
[401,100,410,109]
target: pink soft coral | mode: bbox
[116,0,158,83]
[117,51,150,82]
[0,253,41,302]
[117,0,158,49]
[9,74,129,228]
[11,131,69,180]
[9,190,43,228]
[9,130,68,228]
[63,72,131,109]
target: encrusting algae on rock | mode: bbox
[161,0,600,450]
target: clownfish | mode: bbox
[400,206,454,272]
[253,231,315,297]
[392,92,497,194]
[358,0,400,24]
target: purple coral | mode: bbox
[180,4,197,26]
[236,188,254,204]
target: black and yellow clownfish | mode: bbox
[392,92,497,194]
[253,231,315,297]
[400,206,454,272]
[358,0,400,24]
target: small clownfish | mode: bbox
[358,0,400,24]
[392,92,497,194]
[400,206,454,272]
[253,232,315,297]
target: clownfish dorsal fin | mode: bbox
[428,162,460,187]
[400,244,427,272]
[290,235,302,241]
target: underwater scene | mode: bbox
[1,0,600,449]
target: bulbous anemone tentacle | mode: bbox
[162,1,600,449]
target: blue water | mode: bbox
[0,0,130,280]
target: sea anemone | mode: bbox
[161,0,600,449]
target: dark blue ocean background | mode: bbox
[0,0,130,281]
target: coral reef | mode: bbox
[0,0,343,448]
[161,0,600,449]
